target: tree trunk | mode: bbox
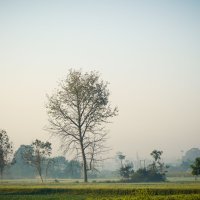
[39,173,44,183]
[82,153,88,182]
[37,166,43,183]
[78,112,88,182]
[120,160,123,168]
[45,160,50,179]
[0,168,3,181]
[80,141,88,182]
[38,169,44,183]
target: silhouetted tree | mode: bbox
[116,152,126,168]
[116,152,134,179]
[120,161,134,179]
[149,150,163,172]
[148,149,167,181]
[46,69,118,182]
[22,139,52,182]
[191,157,200,180]
[119,150,167,182]
[0,129,13,180]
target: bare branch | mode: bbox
[46,69,118,182]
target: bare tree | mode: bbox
[0,129,13,180]
[22,139,52,182]
[46,69,118,182]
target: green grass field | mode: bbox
[1,179,200,199]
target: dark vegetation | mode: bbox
[2,186,200,196]
[0,130,13,180]
[118,150,168,182]
[191,157,200,180]
[1,125,200,183]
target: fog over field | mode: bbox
[0,0,200,163]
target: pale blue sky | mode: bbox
[0,0,200,161]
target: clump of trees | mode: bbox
[10,145,35,178]
[117,152,134,179]
[179,148,200,172]
[46,69,118,182]
[5,144,82,180]
[190,157,200,180]
[118,150,168,182]
[166,148,200,176]
[0,133,82,181]
[0,129,13,180]
[47,156,81,179]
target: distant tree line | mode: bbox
[9,143,82,180]
[8,143,82,180]
[0,130,82,181]
[0,132,112,182]
[2,129,200,182]
[167,148,200,177]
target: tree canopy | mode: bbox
[0,129,13,180]
[46,69,118,182]
[191,157,200,180]
[22,139,52,182]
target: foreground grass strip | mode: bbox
[88,194,200,200]
[0,194,86,200]
[1,187,200,196]
[1,194,200,200]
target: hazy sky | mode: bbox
[0,0,200,162]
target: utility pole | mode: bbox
[136,152,140,170]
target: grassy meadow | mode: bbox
[1,179,200,199]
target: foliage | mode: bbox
[119,150,167,182]
[148,150,167,178]
[9,145,35,178]
[7,146,82,179]
[0,129,13,179]
[47,156,81,179]
[130,168,165,182]
[22,139,52,182]
[116,152,126,168]
[191,157,200,180]
[116,152,134,179]
[119,162,134,179]
[46,69,118,182]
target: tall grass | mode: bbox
[0,181,200,199]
